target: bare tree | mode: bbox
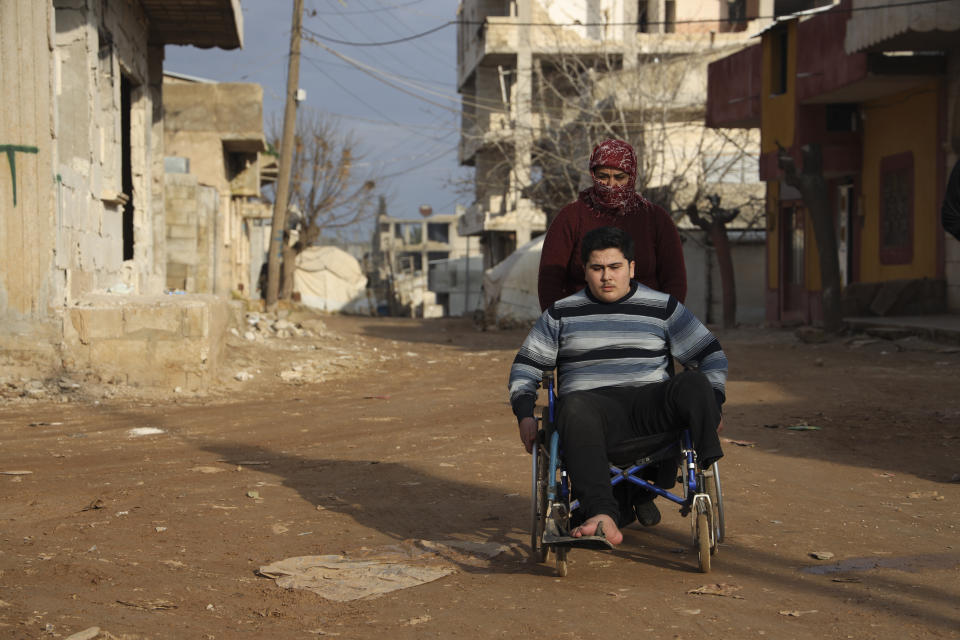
[268,111,378,299]
[777,142,843,333]
[687,195,740,329]
[462,36,765,323]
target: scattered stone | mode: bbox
[235,371,254,381]
[58,378,81,391]
[81,498,105,511]
[687,583,744,598]
[787,424,821,431]
[907,490,939,499]
[127,427,164,437]
[779,609,817,617]
[64,627,101,640]
[809,551,835,560]
[190,466,225,474]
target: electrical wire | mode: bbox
[301,55,455,142]
[306,0,427,16]
[303,0,954,47]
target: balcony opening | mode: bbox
[427,222,450,244]
[665,1,676,33]
[727,0,747,31]
[638,1,649,33]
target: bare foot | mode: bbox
[572,514,623,546]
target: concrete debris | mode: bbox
[237,311,319,344]
[235,371,254,381]
[127,427,165,437]
[64,628,101,640]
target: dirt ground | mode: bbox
[1,312,959,639]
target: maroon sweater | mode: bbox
[537,199,687,311]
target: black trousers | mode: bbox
[555,371,724,522]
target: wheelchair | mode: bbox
[530,372,725,576]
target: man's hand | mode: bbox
[717,417,724,434]
[518,416,538,454]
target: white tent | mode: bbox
[482,235,543,326]
[293,246,370,314]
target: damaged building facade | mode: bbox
[0,0,243,388]
[456,0,774,324]
[163,73,276,299]
[371,211,483,317]
[706,0,960,324]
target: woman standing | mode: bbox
[537,139,687,310]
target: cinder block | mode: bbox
[154,337,205,368]
[88,339,153,384]
[123,303,181,336]
[69,307,124,342]
[182,303,209,338]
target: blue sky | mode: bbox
[164,0,470,231]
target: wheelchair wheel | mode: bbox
[705,462,725,544]
[695,510,711,573]
[529,434,549,563]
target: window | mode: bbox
[825,104,858,132]
[770,26,789,96]
[664,1,676,33]
[427,222,450,243]
[879,152,914,265]
[637,1,649,33]
[728,0,747,27]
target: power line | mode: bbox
[302,0,953,47]
[301,55,455,142]
[305,0,426,16]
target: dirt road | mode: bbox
[1,314,959,639]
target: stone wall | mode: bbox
[61,294,234,390]
[164,173,219,293]
[53,0,164,298]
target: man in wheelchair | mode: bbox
[508,226,727,546]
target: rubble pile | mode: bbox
[0,376,81,402]
[231,311,327,343]
[226,310,389,387]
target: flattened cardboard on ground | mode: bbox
[258,539,508,601]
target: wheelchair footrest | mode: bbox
[542,518,614,550]
[542,532,614,550]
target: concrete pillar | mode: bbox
[514,0,533,213]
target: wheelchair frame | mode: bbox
[530,372,725,576]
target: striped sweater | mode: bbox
[508,281,728,421]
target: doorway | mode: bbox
[780,202,806,322]
[121,73,135,261]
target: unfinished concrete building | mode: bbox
[456,0,776,322]
[1,0,243,389]
[162,73,276,299]
[371,211,483,317]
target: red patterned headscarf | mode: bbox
[580,139,646,216]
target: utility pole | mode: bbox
[265,0,305,309]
